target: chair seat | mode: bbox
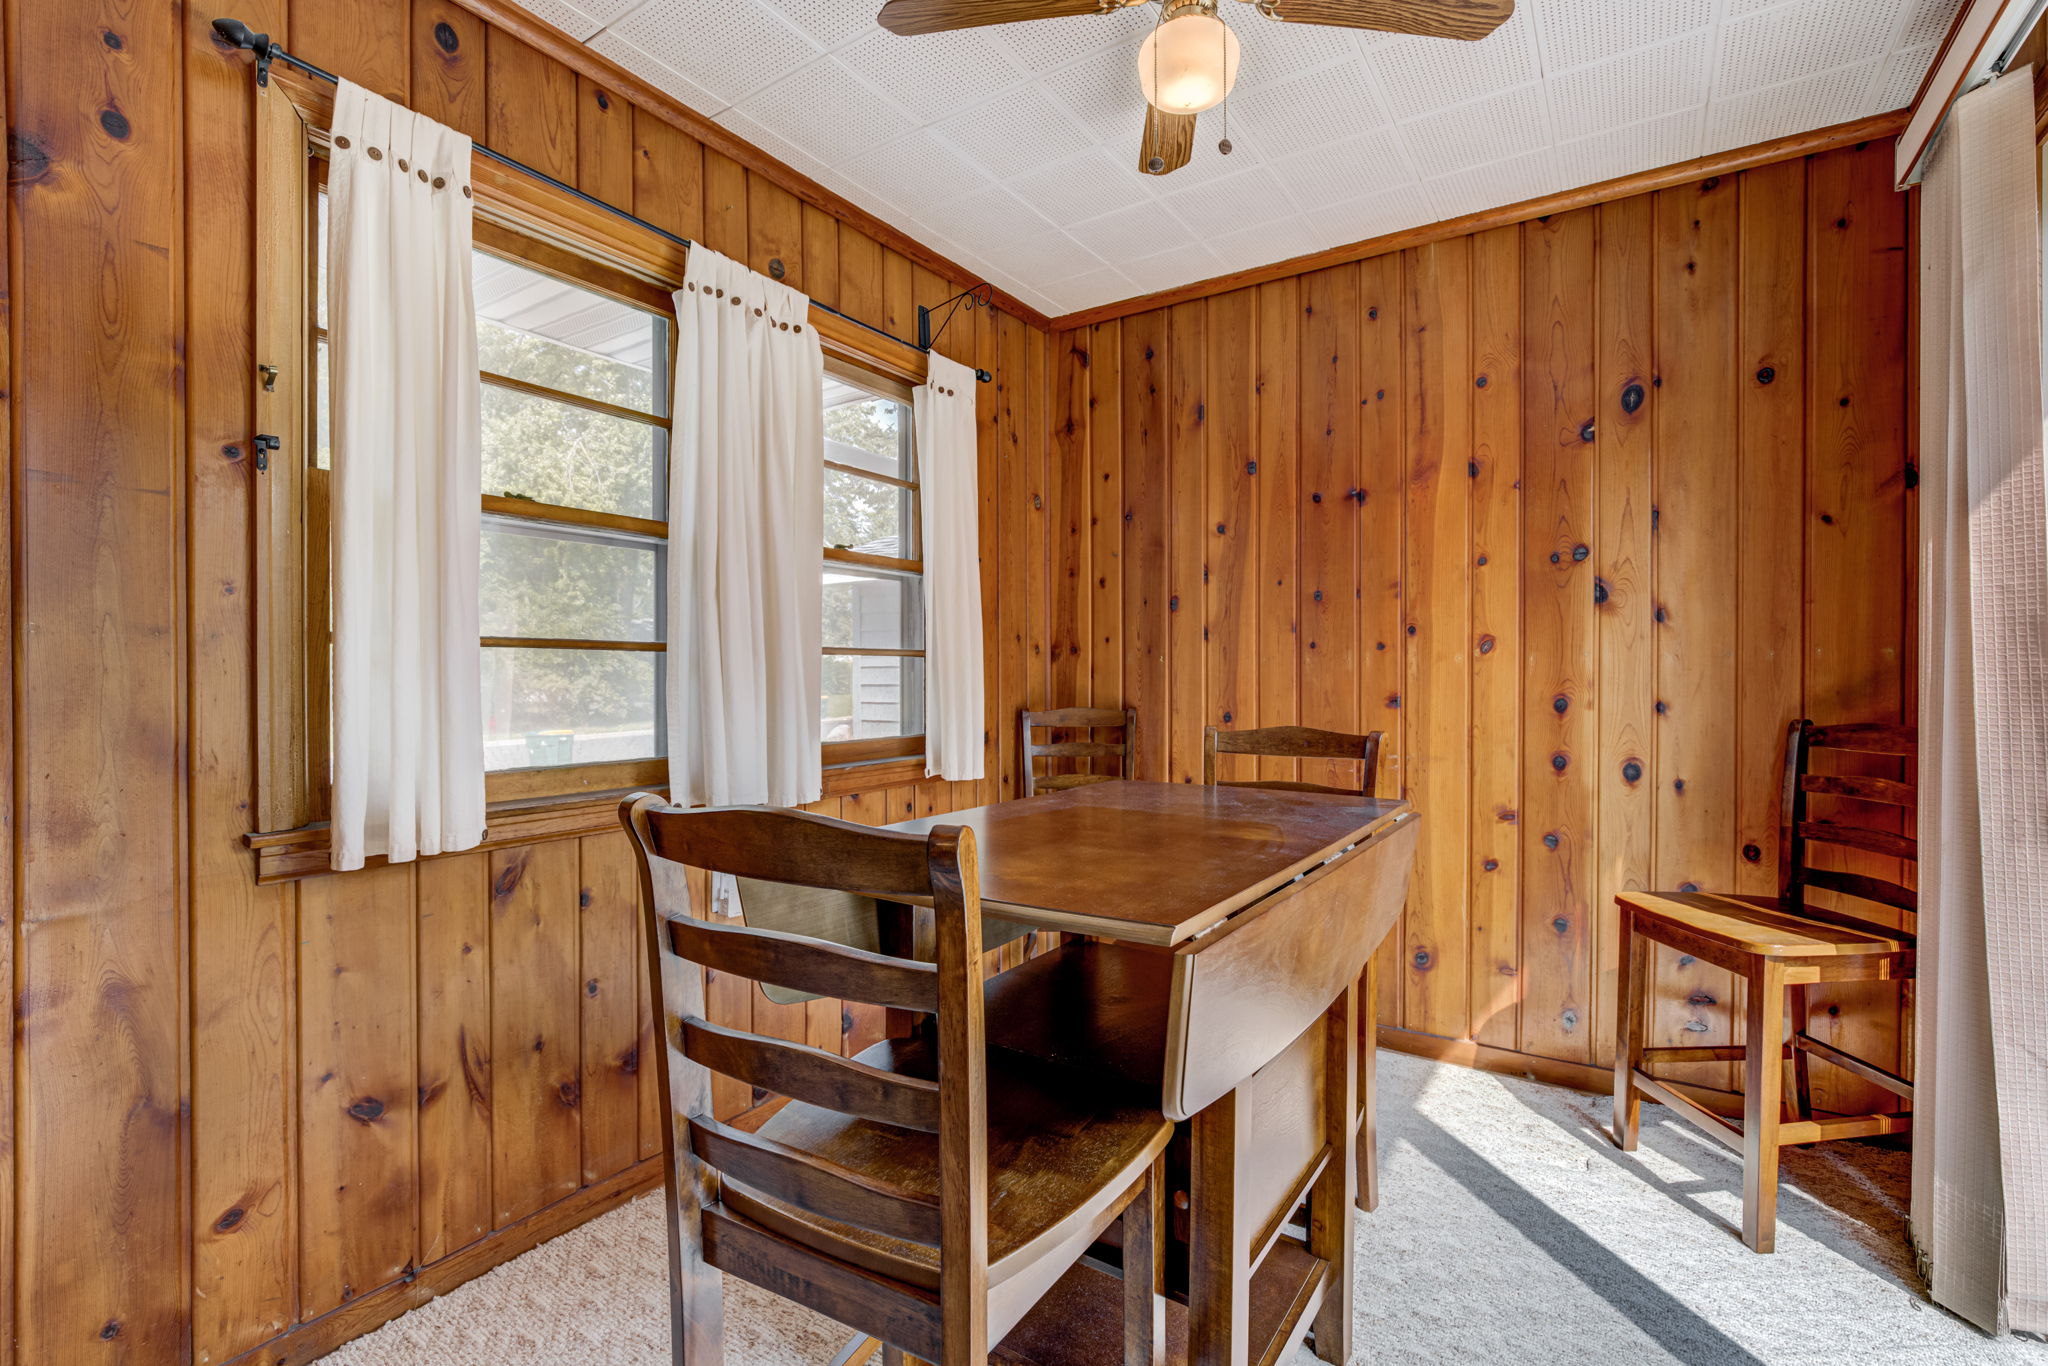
[1029,772,1122,794]
[727,1035,1172,1293]
[1618,890,1913,958]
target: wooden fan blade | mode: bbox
[878,0,1132,37]
[1139,106,1195,176]
[1261,0,1513,41]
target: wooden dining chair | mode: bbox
[1022,707,1136,796]
[1202,723,1382,796]
[1203,723,1388,1214]
[1612,720,1917,1253]
[621,794,1172,1366]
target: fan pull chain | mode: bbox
[1146,1,1167,173]
[1218,5,1234,155]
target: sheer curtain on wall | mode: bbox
[1913,65,2048,1335]
[916,353,985,783]
[667,245,825,807]
[327,79,485,870]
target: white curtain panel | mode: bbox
[916,353,986,782]
[1913,67,2048,1335]
[668,246,824,807]
[327,80,485,871]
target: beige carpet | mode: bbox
[319,1052,2042,1366]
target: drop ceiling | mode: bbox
[511,0,1961,319]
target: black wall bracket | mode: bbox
[917,284,997,383]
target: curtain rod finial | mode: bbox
[212,16,279,84]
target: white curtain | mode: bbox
[1913,66,2048,1335]
[328,80,485,871]
[669,246,824,807]
[916,353,985,782]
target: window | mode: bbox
[821,360,926,767]
[310,181,676,807]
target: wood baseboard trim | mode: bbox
[222,1159,665,1366]
[1049,108,1911,331]
[1376,1027,1746,1119]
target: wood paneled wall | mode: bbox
[1050,139,1915,1115]
[6,3,1054,1363]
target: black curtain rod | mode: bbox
[211,17,994,383]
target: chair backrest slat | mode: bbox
[678,1015,941,1132]
[1798,772,1914,807]
[688,1115,942,1245]
[1778,719,1918,930]
[1202,724,1383,796]
[1021,707,1135,797]
[668,914,938,1012]
[644,805,933,899]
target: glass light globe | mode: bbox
[1137,12,1241,115]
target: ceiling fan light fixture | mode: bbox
[1138,11,1241,114]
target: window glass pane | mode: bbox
[474,252,665,415]
[482,647,659,770]
[483,384,659,520]
[314,337,332,470]
[822,564,923,652]
[822,654,925,744]
[823,379,908,481]
[481,520,659,642]
[825,469,910,557]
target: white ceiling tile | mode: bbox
[1159,164,1297,237]
[845,130,997,214]
[1011,148,1158,224]
[1425,147,1566,220]
[606,0,821,107]
[523,0,1955,319]
[769,0,877,51]
[735,60,915,166]
[1037,43,1152,145]
[836,27,1027,123]
[1549,33,1713,135]
[1555,109,1703,190]
[1067,200,1195,259]
[1368,5,1542,113]
[1265,129,1413,213]
[1717,0,1908,96]
[1222,58,1391,160]
[1401,83,1551,177]
[588,28,723,115]
[990,4,1156,72]
[1876,39,1940,111]
[513,0,608,42]
[1534,0,1717,71]
[1704,58,1884,153]
[936,86,1096,179]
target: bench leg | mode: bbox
[1742,960,1787,1253]
[1613,904,1647,1151]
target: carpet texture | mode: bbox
[318,1051,2041,1366]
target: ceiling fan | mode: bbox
[876,0,1514,176]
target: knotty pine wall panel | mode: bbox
[1051,138,1914,1113]
[2,2,1055,1362]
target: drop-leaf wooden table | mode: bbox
[879,781,1420,1366]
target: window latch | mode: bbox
[253,433,281,471]
[258,363,279,392]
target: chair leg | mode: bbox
[1355,953,1380,1213]
[1788,984,1813,1120]
[1122,1160,1165,1366]
[1743,960,1788,1253]
[1613,905,1647,1151]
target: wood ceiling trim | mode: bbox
[446,0,1056,331]
[1048,107,1912,331]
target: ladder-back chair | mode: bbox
[1021,707,1136,796]
[1203,724,1387,1214]
[1612,720,1916,1252]
[621,795,1171,1366]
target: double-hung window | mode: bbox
[820,359,926,768]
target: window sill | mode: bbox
[245,753,938,883]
